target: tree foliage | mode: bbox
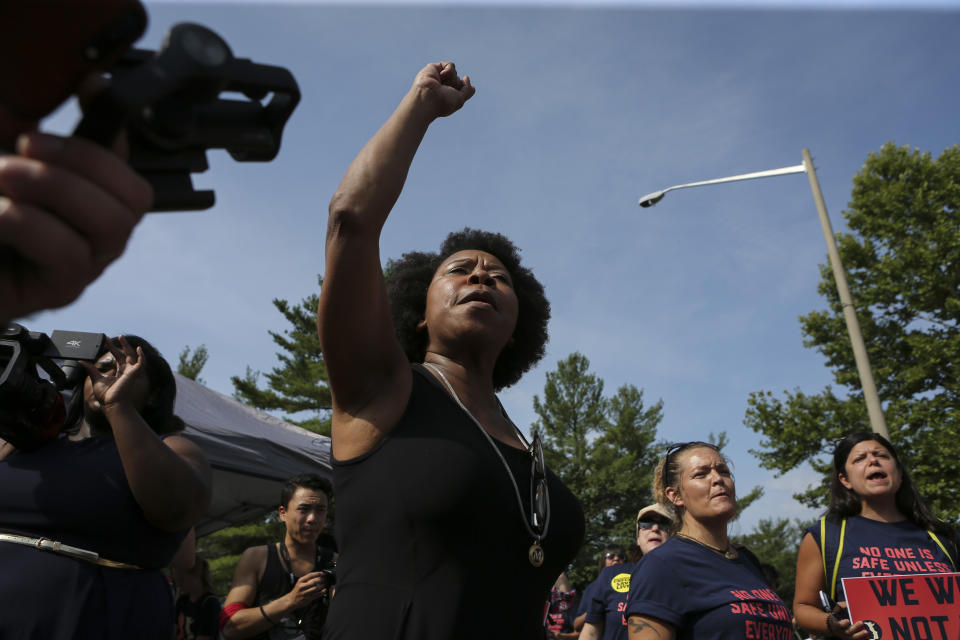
[232,276,332,435]
[176,344,208,383]
[746,143,960,520]
[533,353,663,588]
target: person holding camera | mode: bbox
[220,474,334,640]
[0,334,211,639]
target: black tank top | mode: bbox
[324,365,585,640]
[255,543,326,640]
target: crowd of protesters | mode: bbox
[0,334,956,640]
[2,32,959,640]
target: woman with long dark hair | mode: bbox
[793,431,958,639]
[0,335,212,638]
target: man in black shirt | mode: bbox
[220,474,334,640]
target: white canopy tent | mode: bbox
[173,373,331,537]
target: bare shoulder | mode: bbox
[797,531,821,558]
[224,544,272,606]
[237,544,270,577]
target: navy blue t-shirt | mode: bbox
[625,537,792,640]
[585,562,636,640]
[806,516,957,602]
[576,578,602,618]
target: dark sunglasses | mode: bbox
[661,441,695,490]
[636,520,667,530]
[530,433,548,534]
[604,552,626,560]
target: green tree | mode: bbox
[176,344,208,383]
[232,276,332,435]
[533,353,662,588]
[745,143,960,520]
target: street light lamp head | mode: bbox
[638,191,665,208]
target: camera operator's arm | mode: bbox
[319,61,475,461]
[0,130,153,322]
[82,336,211,532]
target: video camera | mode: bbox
[1,2,299,211]
[76,22,300,211]
[0,325,108,451]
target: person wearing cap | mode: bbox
[578,504,675,640]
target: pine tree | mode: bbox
[176,344,208,384]
[533,353,662,588]
[232,276,332,435]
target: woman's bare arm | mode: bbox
[626,615,675,640]
[319,62,474,460]
[794,532,868,640]
[84,338,211,531]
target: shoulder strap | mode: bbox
[926,531,958,570]
[819,517,847,601]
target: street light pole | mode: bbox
[800,149,888,439]
[638,149,889,439]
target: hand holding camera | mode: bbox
[80,335,150,416]
[0,130,153,321]
[0,3,299,323]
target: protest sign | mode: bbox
[843,572,960,640]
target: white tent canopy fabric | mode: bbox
[173,373,331,537]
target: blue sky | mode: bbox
[27,1,959,535]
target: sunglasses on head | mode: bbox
[662,441,704,490]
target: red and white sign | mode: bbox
[843,572,960,640]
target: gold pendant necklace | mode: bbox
[423,363,549,567]
[676,532,738,560]
[528,540,544,567]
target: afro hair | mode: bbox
[385,228,549,390]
